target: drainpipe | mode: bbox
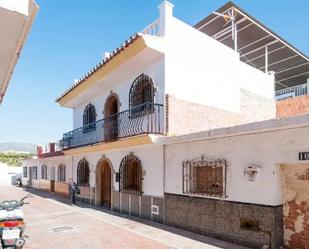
[163,144,166,223]
[307,78,309,95]
[71,156,74,181]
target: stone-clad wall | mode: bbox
[164,193,283,249]
[112,190,163,223]
[240,88,276,122]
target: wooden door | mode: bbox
[101,162,111,207]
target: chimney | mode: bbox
[37,145,43,158]
[158,1,174,36]
[49,142,55,153]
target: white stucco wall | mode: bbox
[164,124,309,206]
[72,52,164,129]
[0,163,22,185]
[163,14,274,113]
[23,143,164,197]
[22,157,72,182]
[0,0,30,16]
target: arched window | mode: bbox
[129,74,155,115]
[41,165,48,180]
[58,164,66,182]
[77,158,90,186]
[83,103,96,132]
[119,154,142,195]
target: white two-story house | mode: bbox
[23,2,309,249]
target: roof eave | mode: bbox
[56,34,148,107]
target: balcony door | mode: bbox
[104,94,119,141]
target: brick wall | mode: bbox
[166,95,243,136]
[276,95,309,118]
[166,91,275,136]
[281,164,309,249]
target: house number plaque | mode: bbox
[299,152,309,161]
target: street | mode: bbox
[0,186,249,249]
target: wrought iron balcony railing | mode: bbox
[60,102,164,150]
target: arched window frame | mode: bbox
[129,74,155,117]
[41,164,48,180]
[119,154,142,195]
[58,164,66,182]
[77,158,90,186]
[83,103,96,133]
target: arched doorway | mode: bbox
[104,94,119,141]
[95,158,112,208]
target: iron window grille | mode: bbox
[41,165,48,180]
[77,158,89,186]
[119,154,143,195]
[83,104,96,133]
[58,164,66,182]
[183,157,227,198]
[129,74,155,118]
[23,167,27,178]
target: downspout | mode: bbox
[71,156,74,181]
[163,144,166,223]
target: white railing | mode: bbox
[275,83,308,100]
[141,19,160,36]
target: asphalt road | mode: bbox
[0,185,249,249]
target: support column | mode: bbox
[307,78,309,95]
[265,46,269,74]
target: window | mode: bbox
[129,74,155,116]
[31,166,38,180]
[183,157,227,197]
[41,165,48,180]
[58,164,66,182]
[83,103,96,133]
[77,159,89,186]
[23,167,27,178]
[119,154,142,195]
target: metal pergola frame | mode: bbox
[195,2,309,91]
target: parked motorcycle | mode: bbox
[0,195,31,249]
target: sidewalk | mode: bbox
[22,187,250,249]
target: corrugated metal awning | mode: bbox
[195,1,309,90]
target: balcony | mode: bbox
[141,18,160,36]
[276,83,309,118]
[60,102,164,150]
[275,83,308,101]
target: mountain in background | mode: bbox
[0,143,37,154]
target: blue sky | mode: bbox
[0,0,308,145]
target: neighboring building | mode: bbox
[0,162,22,185]
[22,2,309,249]
[0,0,38,105]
